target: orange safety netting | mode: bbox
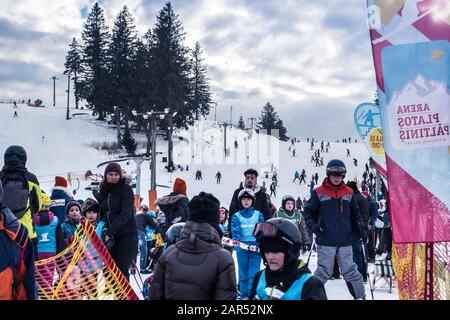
[35,219,139,300]
[392,242,449,300]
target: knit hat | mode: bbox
[66,200,82,215]
[82,198,100,216]
[173,178,187,195]
[4,145,27,164]
[55,176,69,188]
[188,192,221,234]
[104,162,122,178]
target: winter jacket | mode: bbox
[49,187,74,223]
[0,164,43,239]
[61,219,79,242]
[249,263,327,300]
[150,221,237,300]
[34,211,66,254]
[367,195,379,227]
[276,208,311,246]
[96,179,138,238]
[155,192,189,234]
[231,207,264,245]
[229,184,270,234]
[135,212,161,235]
[303,178,362,247]
[0,207,36,300]
[353,191,370,228]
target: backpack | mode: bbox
[1,172,30,220]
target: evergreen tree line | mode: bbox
[64,2,213,156]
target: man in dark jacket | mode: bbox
[94,163,138,281]
[229,169,270,235]
[366,194,379,262]
[0,183,36,300]
[155,178,189,235]
[346,181,370,282]
[303,159,366,300]
[135,209,163,274]
[49,176,73,223]
[150,192,237,300]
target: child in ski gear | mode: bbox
[303,159,366,300]
[231,189,264,299]
[50,176,73,223]
[275,195,311,251]
[249,218,327,300]
[82,198,105,240]
[0,183,37,300]
[135,205,162,274]
[61,200,82,244]
[150,192,237,300]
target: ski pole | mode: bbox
[361,240,374,300]
[306,235,316,267]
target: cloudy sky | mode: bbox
[0,0,377,140]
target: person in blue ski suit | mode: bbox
[231,189,264,299]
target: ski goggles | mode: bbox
[327,166,346,177]
[253,222,279,240]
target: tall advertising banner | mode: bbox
[366,0,449,243]
[354,102,388,178]
[365,0,450,300]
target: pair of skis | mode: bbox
[222,237,260,253]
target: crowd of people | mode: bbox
[0,144,392,300]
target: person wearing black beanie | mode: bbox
[150,192,237,300]
[94,162,138,281]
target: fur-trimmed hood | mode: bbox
[156,193,188,206]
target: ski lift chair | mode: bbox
[371,259,395,294]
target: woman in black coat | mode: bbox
[94,163,138,281]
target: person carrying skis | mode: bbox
[303,159,366,300]
[231,189,264,300]
[249,218,327,300]
[275,195,311,253]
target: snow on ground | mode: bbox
[0,103,397,300]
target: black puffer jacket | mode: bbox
[95,178,137,238]
[155,192,189,234]
[150,221,237,300]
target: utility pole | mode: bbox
[50,76,59,106]
[66,75,70,119]
[219,122,231,157]
[213,102,218,122]
[115,106,121,148]
[230,105,233,126]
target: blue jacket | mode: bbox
[61,219,79,242]
[304,179,362,247]
[231,207,264,245]
[50,188,73,223]
[35,216,58,253]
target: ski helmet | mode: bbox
[281,195,296,210]
[326,159,346,177]
[253,218,302,266]
[238,189,256,207]
[165,222,185,246]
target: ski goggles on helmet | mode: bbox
[253,222,279,241]
[327,166,346,177]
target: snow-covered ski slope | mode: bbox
[0,103,397,300]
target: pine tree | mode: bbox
[189,42,212,120]
[237,114,246,130]
[109,6,138,129]
[64,37,83,109]
[81,2,110,120]
[121,127,137,155]
[149,2,192,171]
[256,102,289,140]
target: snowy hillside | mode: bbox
[0,103,397,300]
